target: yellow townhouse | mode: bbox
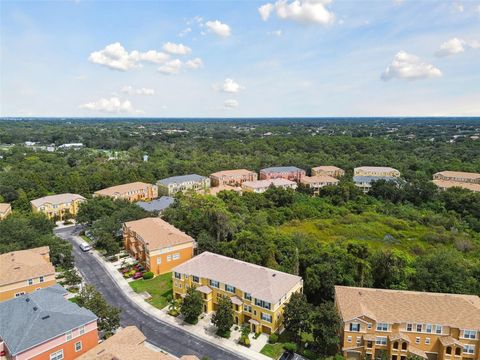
[311,166,345,178]
[123,217,196,276]
[0,203,12,220]
[432,171,480,193]
[335,286,480,360]
[300,175,339,195]
[0,246,56,302]
[172,252,303,334]
[30,193,85,220]
[94,182,158,202]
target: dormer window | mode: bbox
[416,324,422,332]
[406,323,413,331]
[350,323,361,332]
[435,325,442,334]
[425,324,433,333]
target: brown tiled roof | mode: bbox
[409,345,428,359]
[335,286,480,331]
[439,336,462,347]
[300,175,339,184]
[210,169,256,178]
[0,247,55,286]
[124,217,195,251]
[30,193,85,207]
[242,178,296,189]
[433,179,480,192]
[0,203,11,214]
[389,333,410,342]
[434,171,480,180]
[312,166,343,172]
[204,184,242,196]
[77,326,177,360]
[173,252,303,304]
[94,182,154,197]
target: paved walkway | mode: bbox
[59,227,272,360]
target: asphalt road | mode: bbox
[55,227,247,360]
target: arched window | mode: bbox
[455,347,462,356]
[446,347,452,355]
[402,342,407,350]
[393,342,399,349]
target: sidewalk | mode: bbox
[69,234,272,360]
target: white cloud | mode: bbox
[268,29,283,36]
[224,99,239,108]
[121,85,155,96]
[205,20,231,38]
[436,38,466,57]
[89,42,169,71]
[214,78,245,93]
[179,27,192,37]
[381,51,442,81]
[258,0,334,25]
[158,59,183,75]
[79,97,139,113]
[453,2,464,12]
[185,58,203,69]
[162,42,191,55]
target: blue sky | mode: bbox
[1,0,479,117]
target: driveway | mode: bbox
[55,227,247,360]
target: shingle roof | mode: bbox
[434,171,480,180]
[243,178,296,189]
[312,166,343,172]
[157,174,207,186]
[30,193,85,207]
[0,285,97,356]
[78,326,178,360]
[335,286,480,331]
[0,247,55,286]
[300,175,339,184]
[210,169,256,178]
[0,203,11,214]
[124,217,195,251]
[173,252,302,304]
[94,182,154,197]
[354,166,400,173]
[260,166,304,173]
[433,179,480,192]
[136,197,175,212]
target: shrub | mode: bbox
[268,333,278,344]
[238,335,251,347]
[143,271,154,280]
[283,342,297,352]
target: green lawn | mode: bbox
[69,297,80,304]
[260,343,284,359]
[129,272,172,309]
[81,235,92,244]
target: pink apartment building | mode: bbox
[259,166,306,182]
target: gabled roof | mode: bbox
[157,174,207,186]
[335,286,480,331]
[300,175,339,184]
[433,180,480,192]
[0,247,55,286]
[0,203,11,213]
[0,285,97,356]
[210,169,256,177]
[94,182,154,197]
[434,171,480,180]
[30,193,85,207]
[260,166,304,173]
[124,217,195,251]
[136,196,175,212]
[354,166,400,173]
[243,178,296,189]
[173,252,302,304]
[312,166,344,172]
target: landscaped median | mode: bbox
[129,272,173,309]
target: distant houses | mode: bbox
[353,166,401,193]
[300,175,339,195]
[242,178,297,193]
[172,251,303,334]
[157,174,210,196]
[0,246,56,302]
[94,182,158,202]
[123,217,196,275]
[335,285,480,360]
[31,193,85,220]
[311,166,345,178]
[259,166,306,182]
[433,171,480,193]
[0,285,98,360]
[0,203,11,220]
[210,169,258,187]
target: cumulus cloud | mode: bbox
[436,38,465,57]
[121,85,155,96]
[79,97,139,113]
[184,58,203,69]
[258,0,334,25]
[178,27,192,37]
[214,78,245,93]
[453,2,464,12]
[162,42,191,55]
[89,42,170,71]
[381,51,442,81]
[158,59,183,75]
[206,20,231,37]
[224,99,239,109]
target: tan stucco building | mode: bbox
[31,193,85,220]
[311,166,345,178]
[433,171,480,192]
[0,203,12,220]
[94,182,158,202]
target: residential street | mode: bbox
[54,227,247,360]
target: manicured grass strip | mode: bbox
[129,272,172,309]
[260,343,284,359]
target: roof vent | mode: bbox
[25,298,30,302]
[13,266,20,269]
[272,274,276,277]
[41,315,50,320]
[33,306,39,311]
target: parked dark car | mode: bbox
[279,351,308,360]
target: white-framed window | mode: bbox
[435,325,442,334]
[261,313,272,323]
[426,324,432,333]
[50,349,64,360]
[28,279,33,285]
[368,323,372,330]
[192,275,199,283]
[376,323,389,332]
[75,341,82,352]
[167,255,172,262]
[225,284,235,293]
[243,305,252,313]
[173,253,180,260]
[463,345,475,354]
[66,330,73,341]
[79,325,85,335]
[415,337,420,344]
[209,279,219,288]
[416,324,422,332]
[375,337,387,346]
[356,336,362,345]
[350,323,361,332]
[425,338,430,345]
[244,292,252,301]
[39,276,44,283]
[463,330,477,339]
[156,257,162,264]
[174,272,182,279]
[347,336,352,343]
[406,324,413,332]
